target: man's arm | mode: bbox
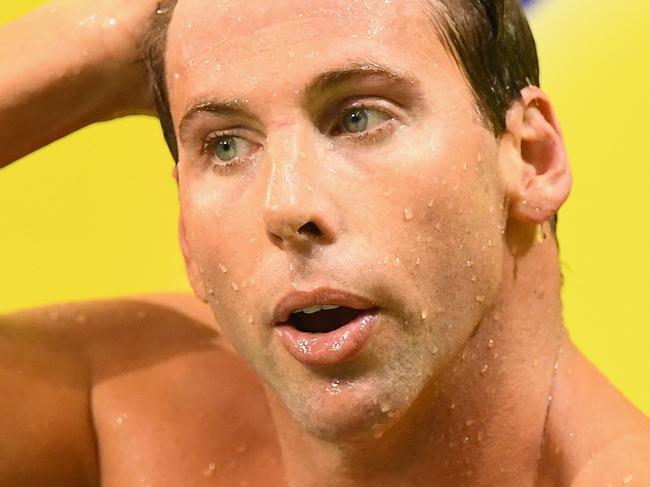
[0,2,160,484]
[0,0,158,167]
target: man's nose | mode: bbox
[262,128,339,251]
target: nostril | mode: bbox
[298,221,322,238]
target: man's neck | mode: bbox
[267,223,565,487]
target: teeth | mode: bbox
[295,304,341,315]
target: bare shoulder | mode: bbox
[0,294,244,486]
[0,301,101,485]
[540,339,650,487]
[570,432,650,486]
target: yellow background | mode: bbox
[1,0,648,415]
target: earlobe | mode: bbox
[500,86,572,223]
[179,214,208,302]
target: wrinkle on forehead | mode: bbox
[165,0,437,86]
[168,0,408,60]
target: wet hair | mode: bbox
[143,0,539,162]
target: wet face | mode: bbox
[167,0,506,439]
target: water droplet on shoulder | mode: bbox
[203,462,216,477]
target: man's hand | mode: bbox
[0,0,161,167]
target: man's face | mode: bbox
[167,0,507,438]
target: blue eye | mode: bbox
[343,109,368,133]
[340,107,391,134]
[210,135,253,163]
[213,136,237,161]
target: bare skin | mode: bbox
[1,1,648,486]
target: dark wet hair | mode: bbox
[143,0,539,163]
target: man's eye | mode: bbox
[339,107,391,134]
[210,135,253,162]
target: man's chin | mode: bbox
[271,380,405,443]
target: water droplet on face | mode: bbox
[466,260,474,268]
[415,257,421,265]
[383,187,396,197]
[623,475,634,484]
[247,315,254,324]
[462,435,470,445]
[326,378,342,395]
[487,339,495,349]
[231,282,239,291]
[219,263,229,273]
[74,313,87,324]
[465,419,475,427]
[480,364,489,375]
[421,309,428,320]
[427,199,434,208]
[394,256,401,267]
[207,288,215,296]
[115,414,127,426]
[475,295,485,303]
[403,208,414,220]
[306,184,313,192]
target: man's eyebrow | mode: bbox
[178,62,421,141]
[178,100,257,142]
[304,61,421,96]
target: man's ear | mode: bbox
[178,213,208,303]
[499,86,572,223]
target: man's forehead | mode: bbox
[171,0,413,36]
[167,0,433,62]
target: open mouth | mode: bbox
[288,305,373,334]
[273,288,380,366]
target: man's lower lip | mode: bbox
[274,311,378,366]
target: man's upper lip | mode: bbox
[273,287,376,324]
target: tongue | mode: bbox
[291,307,365,333]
